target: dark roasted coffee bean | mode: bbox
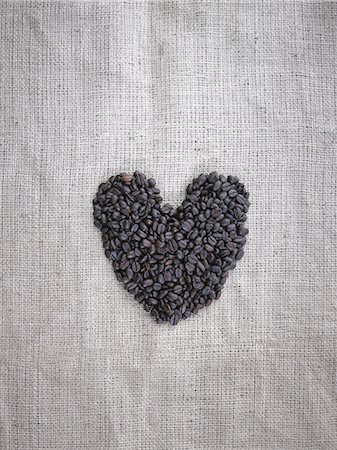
[122,242,131,253]
[185,262,195,273]
[181,221,191,233]
[204,243,214,252]
[213,180,222,191]
[168,292,178,301]
[126,267,134,279]
[197,260,206,272]
[208,236,217,246]
[142,239,152,248]
[149,298,158,306]
[209,290,216,300]
[202,286,211,296]
[208,172,218,183]
[193,280,204,290]
[120,259,130,270]
[174,232,184,241]
[153,282,161,291]
[236,194,246,205]
[236,249,244,260]
[218,191,227,200]
[237,225,248,236]
[164,270,172,282]
[179,240,188,249]
[195,174,207,187]
[188,254,198,264]
[157,223,166,234]
[168,239,178,252]
[188,229,198,241]
[121,174,133,183]
[137,229,146,239]
[228,189,237,198]
[183,309,192,319]
[163,304,171,314]
[226,241,237,251]
[213,222,220,232]
[170,312,181,326]
[173,285,183,294]
[131,261,141,272]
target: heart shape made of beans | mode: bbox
[93,172,249,325]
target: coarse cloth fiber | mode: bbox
[1,1,336,449]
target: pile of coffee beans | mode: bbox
[93,172,249,325]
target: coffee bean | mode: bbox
[226,241,237,251]
[228,189,237,198]
[208,236,217,246]
[181,221,192,233]
[185,262,195,273]
[236,249,244,260]
[205,243,214,252]
[165,231,174,240]
[120,259,130,270]
[142,239,152,248]
[195,174,207,187]
[163,304,171,314]
[164,270,172,282]
[208,172,218,183]
[187,228,197,240]
[153,282,162,291]
[236,194,246,205]
[126,267,134,279]
[131,261,141,272]
[168,292,178,301]
[94,171,249,325]
[157,223,165,234]
[168,239,178,253]
[188,254,198,264]
[170,312,181,326]
[213,180,222,191]
[173,285,183,294]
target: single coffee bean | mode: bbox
[143,279,153,287]
[236,249,244,260]
[164,270,172,282]
[205,243,214,252]
[142,239,152,248]
[181,221,192,233]
[213,180,222,191]
[170,312,180,326]
[173,285,183,294]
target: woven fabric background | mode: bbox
[1,1,336,449]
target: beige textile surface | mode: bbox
[1,1,337,449]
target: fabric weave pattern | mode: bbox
[1,2,336,449]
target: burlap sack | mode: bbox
[1,2,336,449]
